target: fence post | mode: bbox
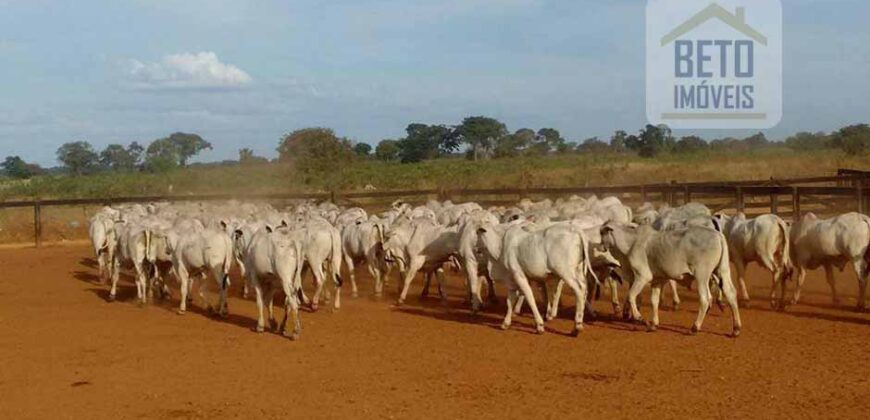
[329,190,337,204]
[792,187,801,222]
[770,190,779,215]
[640,185,648,203]
[857,180,865,214]
[33,201,42,248]
[669,181,677,207]
[684,185,691,204]
[735,186,745,214]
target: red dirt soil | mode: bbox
[1,244,869,419]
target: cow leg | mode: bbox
[485,275,499,306]
[513,295,525,315]
[791,266,807,304]
[824,264,840,306]
[397,258,423,306]
[108,257,121,302]
[435,268,448,304]
[421,272,432,298]
[564,277,588,336]
[608,276,621,315]
[513,273,545,334]
[177,266,190,314]
[502,288,520,330]
[626,274,649,322]
[279,279,301,340]
[853,259,868,311]
[344,254,358,298]
[734,258,751,306]
[309,263,326,311]
[668,279,681,311]
[96,251,106,283]
[648,283,662,332]
[720,272,743,337]
[770,266,784,310]
[199,272,215,313]
[546,280,563,321]
[691,273,712,335]
[251,275,267,333]
[212,266,229,318]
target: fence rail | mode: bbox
[2,171,869,247]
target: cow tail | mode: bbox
[578,230,599,287]
[862,216,870,279]
[222,235,233,290]
[331,229,343,288]
[716,232,731,290]
[775,217,792,279]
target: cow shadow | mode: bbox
[79,257,99,269]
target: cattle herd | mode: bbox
[87,195,870,340]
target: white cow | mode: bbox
[601,224,742,336]
[477,223,596,336]
[88,213,117,282]
[341,219,387,297]
[241,227,304,339]
[714,213,791,308]
[789,212,870,310]
[165,227,234,316]
[393,219,461,305]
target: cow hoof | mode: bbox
[176,309,186,315]
[535,325,545,335]
[269,320,278,332]
[351,292,359,298]
[690,325,699,335]
[672,303,680,312]
[571,325,584,337]
[107,294,116,302]
[740,300,751,309]
[612,304,621,315]
[289,332,300,341]
[500,322,510,331]
[137,301,145,308]
[310,304,319,312]
[220,311,229,319]
[395,299,404,307]
[254,325,265,333]
[732,327,742,338]
[645,321,657,333]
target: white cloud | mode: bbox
[127,52,252,89]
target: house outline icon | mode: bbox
[660,3,767,47]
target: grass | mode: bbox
[0,148,867,201]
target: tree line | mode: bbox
[2,117,870,180]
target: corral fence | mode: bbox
[2,170,870,247]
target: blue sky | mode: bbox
[0,0,868,166]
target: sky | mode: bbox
[0,0,868,166]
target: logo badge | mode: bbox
[646,0,782,129]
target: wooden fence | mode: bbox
[2,172,869,247]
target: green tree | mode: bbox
[239,148,268,165]
[375,139,400,161]
[145,138,180,172]
[576,137,610,153]
[277,127,354,175]
[494,128,535,158]
[397,124,457,163]
[453,116,507,161]
[535,128,569,155]
[100,142,142,171]
[673,135,708,154]
[1,156,42,179]
[785,131,830,151]
[831,124,870,156]
[352,143,373,157]
[634,124,670,158]
[610,130,628,153]
[56,141,99,175]
[167,133,211,166]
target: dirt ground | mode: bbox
[1,245,869,419]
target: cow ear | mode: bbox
[265,225,274,234]
[476,227,487,235]
[233,229,243,239]
[220,220,228,230]
[281,220,288,227]
[355,220,362,225]
[600,225,614,236]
